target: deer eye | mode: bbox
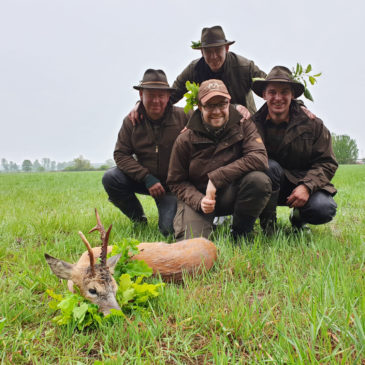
[88,288,97,295]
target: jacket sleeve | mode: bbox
[299,120,338,193]
[170,62,196,105]
[113,117,150,182]
[167,134,205,211]
[208,120,269,189]
[249,60,267,81]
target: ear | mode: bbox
[225,45,230,52]
[106,253,122,274]
[44,253,75,280]
[139,90,143,100]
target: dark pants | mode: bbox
[265,159,337,225]
[102,167,176,236]
[174,171,272,240]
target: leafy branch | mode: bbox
[184,81,200,114]
[191,40,201,49]
[291,63,322,102]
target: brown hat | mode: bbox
[194,25,235,49]
[133,69,175,91]
[252,66,305,98]
[198,79,231,104]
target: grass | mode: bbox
[0,166,364,364]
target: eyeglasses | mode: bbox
[201,101,229,111]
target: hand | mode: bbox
[128,101,143,126]
[301,106,316,120]
[148,182,165,199]
[201,196,216,214]
[286,184,310,208]
[235,105,251,120]
[201,180,216,214]
[180,126,188,134]
[206,179,216,200]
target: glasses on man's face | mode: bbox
[201,101,229,112]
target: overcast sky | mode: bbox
[1,0,364,164]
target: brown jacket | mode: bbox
[171,52,266,115]
[167,106,268,211]
[114,104,189,188]
[251,102,338,195]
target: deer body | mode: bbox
[71,237,217,284]
[45,210,217,315]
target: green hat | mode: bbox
[252,66,304,98]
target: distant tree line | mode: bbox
[331,134,361,164]
[1,156,115,173]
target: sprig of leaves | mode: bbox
[191,41,201,49]
[184,81,200,114]
[292,63,322,102]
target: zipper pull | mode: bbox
[155,145,159,153]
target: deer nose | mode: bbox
[100,296,121,315]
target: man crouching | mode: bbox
[167,79,272,241]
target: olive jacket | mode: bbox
[171,52,266,115]
[167,106,268,211]
[114,104,189,189]
[251,102,338,195]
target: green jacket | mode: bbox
[114,104,189,188]
[167,106,268,211]
[251,102,338,195]
[171,52,266,115]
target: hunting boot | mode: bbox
[111,198,148,224]
[231,214,256,243]
[289,208,310,232]
[259,190,279,235]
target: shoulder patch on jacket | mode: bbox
[255,137,263,144]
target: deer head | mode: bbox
[45,209,122,315]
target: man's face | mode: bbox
[140,89,170,120]
[263,82,294,117]
[199,95,230,128]
[201,45,229,72]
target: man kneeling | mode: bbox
[167,79,272,240]
[102,69,189,236]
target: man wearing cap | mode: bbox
[102,69,190,236]
[250,66,338,232]
[167,79,272,240]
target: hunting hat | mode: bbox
[198,79,231,104]
[252,66,305,98]
[194,25,235,49]
[133,69,175,91]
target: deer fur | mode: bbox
[45,209,217,315]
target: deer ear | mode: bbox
[45,253,75,280]
[106,253,122,274]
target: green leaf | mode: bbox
[304,88,314,101]
[298,63,303,74]
[191,40,201,49]
[313,73,322,77]
[296,63,300,75]
[305,64,312,73]
[309,76,316,85]
[73,302,89,323]
[125,260,153,278]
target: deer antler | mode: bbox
[89,208,112,266]
[78,231,95,276]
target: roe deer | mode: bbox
[45,209,217,314]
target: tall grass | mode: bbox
[0,166,364,364]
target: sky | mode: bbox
[1,0,364,165]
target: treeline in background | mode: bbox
[0,156,115,173]
[1,133,363,173]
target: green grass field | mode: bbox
[0,165,364,364]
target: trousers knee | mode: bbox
[266,159,284,191]
[241,171,272,196]
[300,192,337,224]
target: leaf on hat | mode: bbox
[191,41,201,49]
